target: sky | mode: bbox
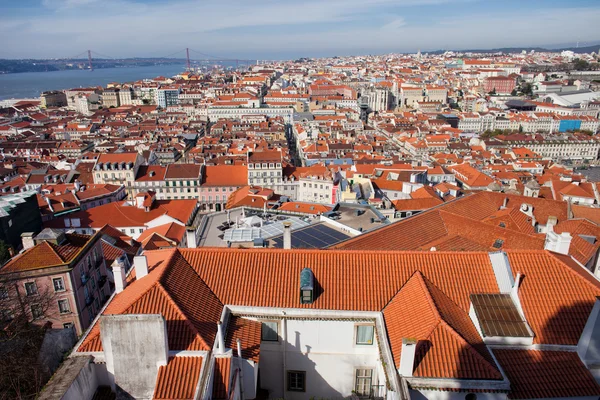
[1,0,600,60]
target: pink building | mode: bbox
[0,228,122,335]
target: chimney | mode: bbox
[74,180,80,191]
[399,338,417,377]
[21,232,35,250]
[217,321,225,354]
[112,256,127,293]
[283,221,292,250]
[186,228,197,248]
[546,216,558,232]
[502,197,508,209]
[134,255,148,279]
[544,231,572,255]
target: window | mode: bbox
[287,371,305,392]
[261,321,278,341]
[25,282,38,296]
[53,277,65,292]
[0,286,7,299]
[356,325,374,345]
[63,322,74,329]
[31,304,43,319]
[355,369,373,397]
[58,299,70,314]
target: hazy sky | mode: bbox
[1,0,600,60]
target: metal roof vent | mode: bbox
[300,267,314,304]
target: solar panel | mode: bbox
[272,223,352,249]
[471,294,532,338]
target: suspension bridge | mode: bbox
[64,48,257,71]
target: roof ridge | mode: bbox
[154,283,208,349]
[547,251,600,292]
[420,275,500,373]
[412,271,443,322]
[436,320,502,379]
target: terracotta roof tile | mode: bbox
[493,349,600,399]
[225,316,261,363]
[212,357,232,400]
[1,233,93,273]
[383,272,501,380]
[508,251,600,345]
[153,356,203,400]
[78,251,223,352]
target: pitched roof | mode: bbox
[225,316,261,363]
[212,357,231,400]
[78,250,223,352]
[493,349,600,399]
[334,192,563,251]
[0,232,94,273]
[44,199,197,229]
[383,272,502,380]
[153,356,204,400]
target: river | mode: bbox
[0,64,187,100]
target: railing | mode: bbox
[370,385,385,400]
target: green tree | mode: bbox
[511,89,517,96]
[573,58,590,71]
[0,240,11,265]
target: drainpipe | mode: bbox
[282,311,287,400]
[236,339,245,400]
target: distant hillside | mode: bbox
[426,44,600,55]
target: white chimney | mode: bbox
[545,231,572,255]
[112,257,127,293]
[283,221,292,250]
[134,255,148,279]
[399,338,417,377]
[21,232,35,250]
[217,321,225,354]
[186,228,197,248]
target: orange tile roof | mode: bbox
[572,204,600,225]
[383,272,502,380]
[78,250,223,352]
[1,232,94,273]
[44,199,197,230]
[177,248,498,313]
[225,316,261,363]
[212,357,232,400]
[202,165,248,187]
[493,349,600,399]
[153,356,204,400]
[510,251,600,345]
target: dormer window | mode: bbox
[300,268,314,304]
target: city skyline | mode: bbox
[1,0,600,59]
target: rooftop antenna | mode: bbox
[87,50,93,71]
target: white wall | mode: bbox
[258,319,384,399]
